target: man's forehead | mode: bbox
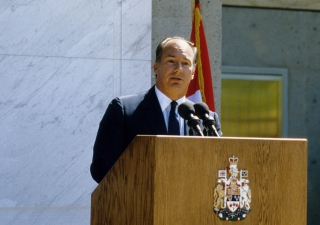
[162,40,194,58]
[164,39,192,49]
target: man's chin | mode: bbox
[168,85,188,95]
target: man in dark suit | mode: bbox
[90,36,222,183]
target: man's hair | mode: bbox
[155,36,198,65]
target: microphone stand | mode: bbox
[203,118,220,137]
[203,129,208,136]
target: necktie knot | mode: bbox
[168,101,180,135]
[171,101,178,110]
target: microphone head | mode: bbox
[194,102,210,118]
[178,102,195,120]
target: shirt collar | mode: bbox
[154,85,185,111]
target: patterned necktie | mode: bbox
[168,101,180,135]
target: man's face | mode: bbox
[154,39,195,100]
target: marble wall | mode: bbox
[0,0,151,224]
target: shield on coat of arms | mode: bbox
[227,201,239,212]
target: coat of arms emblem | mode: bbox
[213,156,251,221]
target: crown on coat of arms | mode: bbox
[229,155,238,166]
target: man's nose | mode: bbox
[174,62,183,73]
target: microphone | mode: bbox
[178,102,204,136]
[194,102,220,137]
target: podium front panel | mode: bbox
[91,136,307,225]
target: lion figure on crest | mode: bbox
[213,184,226,210]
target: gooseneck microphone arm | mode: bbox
[177,102,204,136]
[194,102,220,137]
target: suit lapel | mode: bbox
[142,86,167,134]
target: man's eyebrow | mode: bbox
[164,54,192,62]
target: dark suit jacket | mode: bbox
[90,85,222,183]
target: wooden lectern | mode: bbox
[91,135,307,225]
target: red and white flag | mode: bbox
[187,1,216,111]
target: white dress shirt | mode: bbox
[154,86,185,135]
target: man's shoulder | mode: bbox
[186,99,218,114]
[113,86,156,109]
[119,87,153,102]
[119,91,148,101]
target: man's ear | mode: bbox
[153,62,158,75]
[191,65,196,80]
